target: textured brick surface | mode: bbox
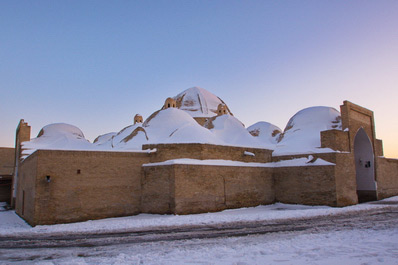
[274,165,337,206]
[142,164,274,215]
[144,143,272,163]
[17,150,151,226]
[13,100,398,226]
[320,130,350,152]
[376,157,398,199]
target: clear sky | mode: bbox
[1,1,397,157]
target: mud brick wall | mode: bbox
[340,101,376,152]
[142,164,274,215]
[144,143,273,163]
[376,157,398,199]
[0,147,15,203]
[273,165,338,206]
[17,150,150,226]
[141,165,175,214]
[15,152,38,225]
[0,147,15,176]
[320,129,350,152]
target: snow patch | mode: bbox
[143,157,335,168]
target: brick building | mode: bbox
[2,88,398,226]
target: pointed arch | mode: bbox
[354,127,377,202]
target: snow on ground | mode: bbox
[1,197,397,237]
[17,227,394,265]
[1,199,398,264]
[1,198,398,265]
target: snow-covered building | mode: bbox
[5,87,398,226]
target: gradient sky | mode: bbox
[1,1,398,157]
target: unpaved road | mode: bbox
[1,201,397,250]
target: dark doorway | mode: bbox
[354,128,377,202]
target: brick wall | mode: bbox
[340,101,376,153]
[144,143,272,163]
[142,164,274,215]
[0,147,15,176]
[376,157,398,199]
[274,165,338,206]
[320,129,350,152]
[15,152,37,225]
[0,147,15,203]
[17,150,150,226]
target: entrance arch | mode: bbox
[354,128,377,202]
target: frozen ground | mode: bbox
[0,197,398,264]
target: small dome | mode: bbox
[37,123,86,139]
[93,132,117,145]
[22,123,94,158]
[247,122,282,145]
[206,115,267,148]
[274,106,342,155]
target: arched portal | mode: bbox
[354,128,377,202]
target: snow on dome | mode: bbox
[111,124,148,150]
[247,122,282,146]
[93,132,117,147]
[206,115,271,149]
[143,108,221,145]
[37,123,86,138]
[174,87,232,118]
[273,106,342,156]
[22,123,95,158]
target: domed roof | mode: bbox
[22,123,94,158]
[206,115,267,148]
[93,132,117,147]
[112,124,148,150]
[247,122,282,145]
[274,106,342,155]
[143,108,221,144]
[173,87,232,118]
[37,123,86,138]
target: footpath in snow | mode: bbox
[1,196,397,237]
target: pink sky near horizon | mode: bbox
[1,1,397,157]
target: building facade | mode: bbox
[5,100,398,226]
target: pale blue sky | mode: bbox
[1,1,398,156]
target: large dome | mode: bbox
[173,87,232,118]
[273,106,342,156]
